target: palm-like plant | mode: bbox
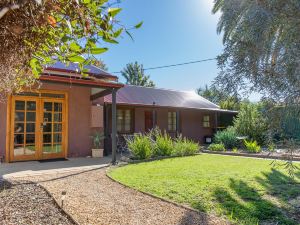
[121,62,155,87]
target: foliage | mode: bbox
[172,136,199,156]
[121,62,155,87]
[91,132,105,149]
[88,57,108,71]
[110,154,300,225]
[232,147,238,153]
[244,140,261,153]
[0,0,141,99]
[212,0,300,102]
[234,103,267,144]
[196,84,240,110]
[127,134,153,160]
[153,131,173,157]
[208,143,225,152]
[214,126,238,149]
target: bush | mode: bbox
[244,140,261,153]
[153,131,173,157]
[127,134,153,159]
[208,143,226,151]
[234,103,267,144]
[214,126,238,149]
[172,137,199,156]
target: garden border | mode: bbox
[105,167,229,224]
[202,150,300,162]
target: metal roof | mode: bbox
[104,85,234,111]
[45,61,117,79]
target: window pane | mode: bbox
[44,113,52,122]
[27,101,36,111]
[26,112,36,122]
[15,101,25,110]
[44,102,52,111]
[15,112,25,121]
[43,134,52,143]
[43,144,52,153]
[43,123,52,132]
[54,103,62,112]
[15,123,24,133]
[14,145,24,156]
[54,113,62,122]
[53,144,62,153]
[54,123,62,132]
[53,133,62,143]
[14,134,24,145]
[26,123,35,133]
[26,134,35,144]
[25,145,35,155]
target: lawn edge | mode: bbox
[202,150,300,162]
[106,167,229,224]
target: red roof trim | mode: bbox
[39,75,124,88]
[45,67,118,80]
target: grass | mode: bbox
[109,154,300,225]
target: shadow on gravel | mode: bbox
[212,169,300,224]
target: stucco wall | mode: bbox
[0,102,7,159]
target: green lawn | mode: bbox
[109,154,300,225]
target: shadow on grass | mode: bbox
[209,169,300,224]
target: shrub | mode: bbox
[127,134,153,159]
[234,103,267,144]
[214,126,238,149]
[172,137,199,156]
[232,147,238,153]
[208,143,226,151]
[153,131,173,157]
[244,140,261,153]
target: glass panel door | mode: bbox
[12,99,37,160]
[41,100,64,157]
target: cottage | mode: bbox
[0,63,236,163]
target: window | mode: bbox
[168,111,177,132]
[203,115,210,128]
[117,109,133,133]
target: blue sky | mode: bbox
[101,0,223,92]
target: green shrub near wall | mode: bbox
[214,126,238,149]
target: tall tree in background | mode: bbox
[121,62,155,87]
[212,0,300,102]
[0,0,142,99]
[197,85,241,110]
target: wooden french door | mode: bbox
[145,111,154,131]
[10,93,67,161]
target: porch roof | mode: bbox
[104,85,237,113]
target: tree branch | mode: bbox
[0,4,21,20]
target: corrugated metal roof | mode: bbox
[45,61,117,79]
[104,85,223,110]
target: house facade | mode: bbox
[101,85,236,153]
[0,63,236,163]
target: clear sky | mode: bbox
[100,0,223,92]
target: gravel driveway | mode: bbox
[24,168,228,225]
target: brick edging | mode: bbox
[105,168,228,223]
[202,150,300,161]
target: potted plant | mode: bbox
[91,132,105,158]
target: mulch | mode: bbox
[0,179,75,225]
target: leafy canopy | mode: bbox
[0,0,141,98]
[121,62,155,87]
[196,84,241,110]
[213,0,300,102]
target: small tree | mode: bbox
[121,62,155,87]
[234,103,267,144]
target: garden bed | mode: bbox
[0,179,75,225]
[202,149,300,161]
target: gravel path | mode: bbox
[23,168,229,225]
[0,179,75,225]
